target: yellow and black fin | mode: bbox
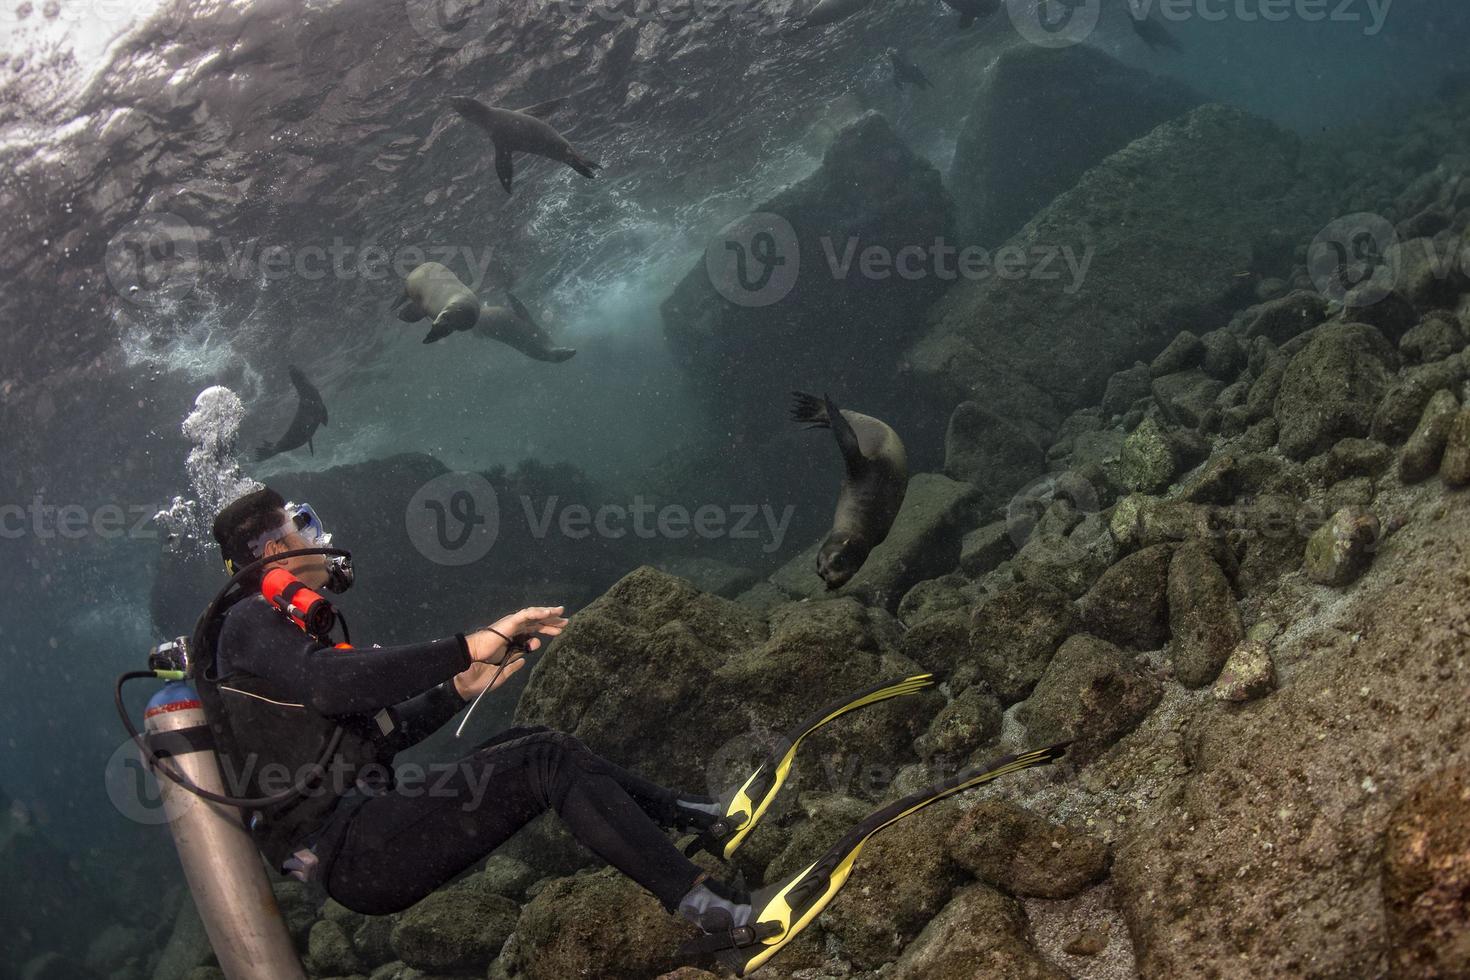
[685,672,937,863]
[679,741,1070,977]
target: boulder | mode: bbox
[943,401,1045,511]
[948,42,1199,247]
[889,883,1067,980]
[914,105,1319,442]
[968,582,1077,705]
[1400,389,1460,482]
[916,684,1004,761]
[662,111,955,432]
[389,889,517,973]
[1201,328,1248,380]
[960,520,1017,577]
[1372,351,1470,443]
[1275,323,1397,460]
[1399,312,1465,364]
[1212,638,1277,703]
[1303,506,1381,587]
[308,920,363,977]
[1017,634,1163,763]
[1167,543,1243,688]
[1102,363,1153,417]
[1241,290,1328,345]
[946,801,1110,899]
[1381,766,1470,978]
[1012,511,1120,599]
[514,870,688,980]
[1149,331,1205,377]
[1152,369,1225,429]
[1440,408,1470,486]
[1077,544,1174,650]
[1119,415,1179,493]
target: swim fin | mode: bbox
[679,741,1071,977]
[684,673,937,863]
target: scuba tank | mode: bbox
[116,546,353,980]
[142,678,306,980]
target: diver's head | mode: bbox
[212,487,336,590]
[816,531,869,590]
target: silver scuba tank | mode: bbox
[144,677,306,980]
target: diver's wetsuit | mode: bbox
[215,596,707,915]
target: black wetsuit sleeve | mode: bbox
[379,681,467,755]
[218,597,473,718]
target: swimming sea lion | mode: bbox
[255,367,327,461]
[791,0,870,30]
[393,262,482,343]
[940,0,999,29]
[475,292,576,363]
[448,95,602,194]
[888,49,932,90]
[791,392,908,590]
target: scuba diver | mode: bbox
[174,486,1065,976]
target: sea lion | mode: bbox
[888,49,932,90]
[393,262,482,343]
[448,95,602,194]
[475,292,576,363]
[940,0,999,29]
[791,392,908,590]
[791,0,870,30]
[255,367,327,461]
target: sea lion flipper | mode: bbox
[789,390,831,429]
[824,394,867,478]
[495,145,515,193]
[504,290,542,329]
[308,437,315,455]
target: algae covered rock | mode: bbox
[960,519,1017,576]
[916,684,1003,761]
[1303,506,1381,586]
[515,870,688,980]
[1077,544,1174,650]
[1018,634,1162,762]
[1440,407,1470,486]
[1275,322,1396,460]
[389,889,517,974]
[1399,388,1460,483]
[944,400,1046,511]
[946,800,1109,899]
[969,582,1077,705]
[889,882,1066,980]
[1120,415,1178,493]
[1242,290,1328,344]
[1381,766,1470,978]
[308,919,363,977]
[1012,510,1120,599]
[1167,543,1243,688]
[1102,362,1153,416]
[1212,638,1277,703]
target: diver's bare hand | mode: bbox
[467,605,568,664]
[453,655,527,700]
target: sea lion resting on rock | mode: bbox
[791,391,908,589]
[475,293,576,363]
[392,261,481,344]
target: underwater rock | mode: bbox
[944,401,1046,511]
[819,804,963,970]
[1304,506,1381,586]
[916,105,1316,440]
[352,916,395,970]
[1201,328,1248,380]
[836,473,979,612]
[1275,322,1396,460]
[389,889,517,974]
[948,42,1200,247]
[1318,437,1393,483]
[1242,290,1328,345]
[1344,289,1421,345]
[1102,363,1153,417]
[968,582,1077,705]
[662,111,955,433]
[1152,369,1225,429]
[1399,312,1465,364]
[19,953,102,980]
[481,855,539,902]
[1386,236,1470,313]
[763,795,875,886]
[1167,543,1243,688]
[889,882,1066,980]
[652,556,758,599]
[1381,766,1470,978]
[1017,634,1162,763]
[946,800,1110,899]
[960,519,1017,577]
[897,572,977,627]
[1372,351,1470,443]
[1013,511,1120,600]
[1119,416,1179,493]
[1439,407,1470,486]
[308,919,363,976]
[1212,638,1277,703]
[1077,544,1174,651]
[1149,331,1205,377]
[915,684,1003,761]
[1400,389,1461,483]
[899,609,972,684]
[1176,453,1243,505]
[515,870,687,980]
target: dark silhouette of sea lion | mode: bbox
[392,262,482,343]
[940,0,999,29]
[888,49,932,90]
[255,367,327,461]
[791,392,908,590]
[474,293,576,363]
[448,95,602,194]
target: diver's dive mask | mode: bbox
[247,502,355,593]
